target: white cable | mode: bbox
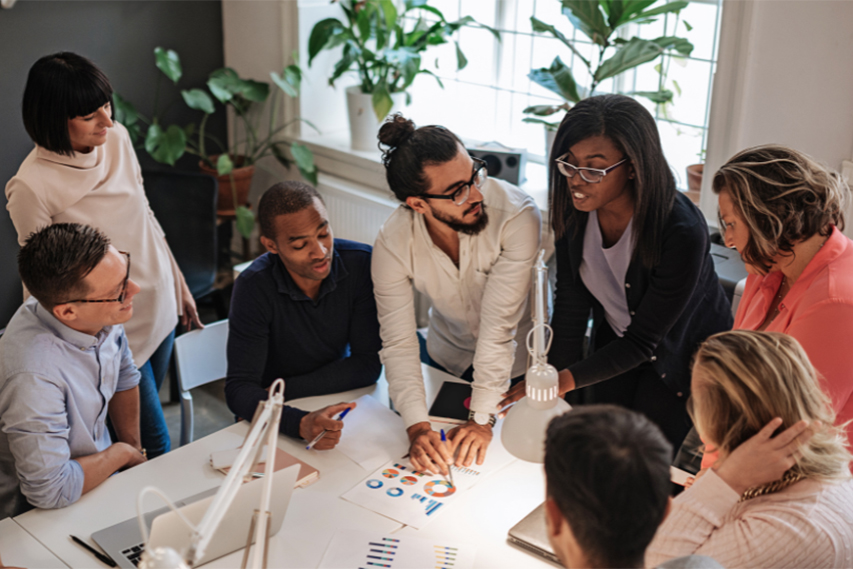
[526,322,553,357]
[136,486,197,547]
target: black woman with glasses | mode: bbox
[5,53,203,459]
[501,94,731,449]
[373,114,541,475]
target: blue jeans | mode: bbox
[137,330,175,458]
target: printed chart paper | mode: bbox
[318,529,476,569]
[336,395,408,471]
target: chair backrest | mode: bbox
[174,320,229,392]
[143,169,218,299]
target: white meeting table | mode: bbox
[12,364,551,568]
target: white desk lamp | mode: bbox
[501,250,571,463]
[138,379,286,569]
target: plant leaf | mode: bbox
[154,47,182,84]
[607,0,656,29]
[235,206,255,240]
[238,79,269,102]
[522,117,562,129]
[291,143,318,186]
[270,70,298,98]
[530,16,591,68]
[684,20,693,31]
[651,35,694,56]
[308,18,346,65]
[561,0,611,46]
[270,143,292,169]
[112,93,139,126]
[217,153,234,176]
[634,1,689,20]
[371,82,394,122]
[630,89,674,104]
[144,124,186,166]
[522,103,569,116]
[181,88,215,114]
[207,68,239,103]
[454,41,468,70]
[528,56,582,103]
[595,37,664,82]
[379,0,398,29]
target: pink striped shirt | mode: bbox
[645,470,853,568]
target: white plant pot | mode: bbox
[544,126,558,167]
[346,85,406,152]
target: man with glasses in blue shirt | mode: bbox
[0,223,146,519]
[372,115,541,475]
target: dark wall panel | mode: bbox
[0,0,225,329]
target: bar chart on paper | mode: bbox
[318,529,476,569]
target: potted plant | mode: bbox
[114,47,317,239]
[307,0,499,151]
[522,0,694,162]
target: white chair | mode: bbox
[173,319,229,446]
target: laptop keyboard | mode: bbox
[122,543,145,567]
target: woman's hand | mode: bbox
[713,417,817,495]
[179,278,204,331]
[498,369,576,416]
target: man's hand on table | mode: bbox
[117,442,147,470]
[406,422,454,475]
[299,402,355,450]
[447,421,492,467]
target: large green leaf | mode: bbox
[207,68,269,104]
[154,47,182,84]
[235,206,255,240]
[522,103,568,116]
[633,1,689,20]
[595,37,664,82]
[308,18,346,64]
[270,68,298,98]
[606,0,657,29]
[372,83,394,122]
[387,47,421,89]
[216,153,234,176]
[379,0,398,30]
[112,93,139,126]
[145,124,187,166]
[238,79,269,102]
[455,42,467,70]
[291,143,318,186]
[528,56,582,103]
[631,89,674,104]
[356,2,373,41]
[270,143,291,169]
[330,43,360,85]
[561,0,611,46]
[651,35,694,56]
[181,89,215,114]
[530,16,591,68]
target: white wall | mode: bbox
[701,0,853,235]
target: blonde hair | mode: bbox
[712,144,850,273]
[692,330,851,481]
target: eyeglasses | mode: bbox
[417,157,488,206]
[717,211,735,237]
[555,155,628,183]
[65,251,132,304]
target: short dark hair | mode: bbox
[378,113,464,202]
[22,52,114,155]
[18,223,111,310]
[258,181,324,240]
[712,144,850,273]
[544,405,673,568]
[549,94,676,268]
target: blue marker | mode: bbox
[306,406,352,450]
[440,429,455,487]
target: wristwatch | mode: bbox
[469,410,497,427]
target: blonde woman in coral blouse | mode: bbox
[5,52,203,458]
[713,144,853,454]
[646,330,853,569]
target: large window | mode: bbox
[402,0,723,189]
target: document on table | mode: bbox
[318,528,476,569]
[336,394,409,471]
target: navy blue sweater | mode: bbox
[224,240,382,438]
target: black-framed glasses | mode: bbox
[417,157,488,206]
[65,251,131,304]
[555,155,628,183]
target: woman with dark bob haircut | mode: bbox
[5,52,204,459]
[502,94,732,448]
[710,144,853,467]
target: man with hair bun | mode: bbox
[373,114,541,473]
[225,181,382,449]
[0,223,146,519]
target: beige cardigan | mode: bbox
[5,122,184,366]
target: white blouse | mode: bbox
[5,122,184,366]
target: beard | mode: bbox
[431,203,489,235]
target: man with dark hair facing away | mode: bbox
[225,181,382,449]
[544,406,722,569]
[0,223,146,520]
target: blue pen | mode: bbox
[440,429,455,487]
[306,406,352,450]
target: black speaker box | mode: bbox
[467,144,528,186]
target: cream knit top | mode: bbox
[5,122,183,366]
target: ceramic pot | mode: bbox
[199,156,255,214]
[346,85,406,152]
[685,163,703,205]
[544,127,558,167]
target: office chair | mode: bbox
[173,319,229,446]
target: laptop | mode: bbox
[507,503,563,567]
[92,464,300,568]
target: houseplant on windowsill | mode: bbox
[523,0,694,162]
[114,47,317,239]
[307,0,499,151]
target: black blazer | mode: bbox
[549,192,733,395]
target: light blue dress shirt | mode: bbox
[0,297,140,519]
